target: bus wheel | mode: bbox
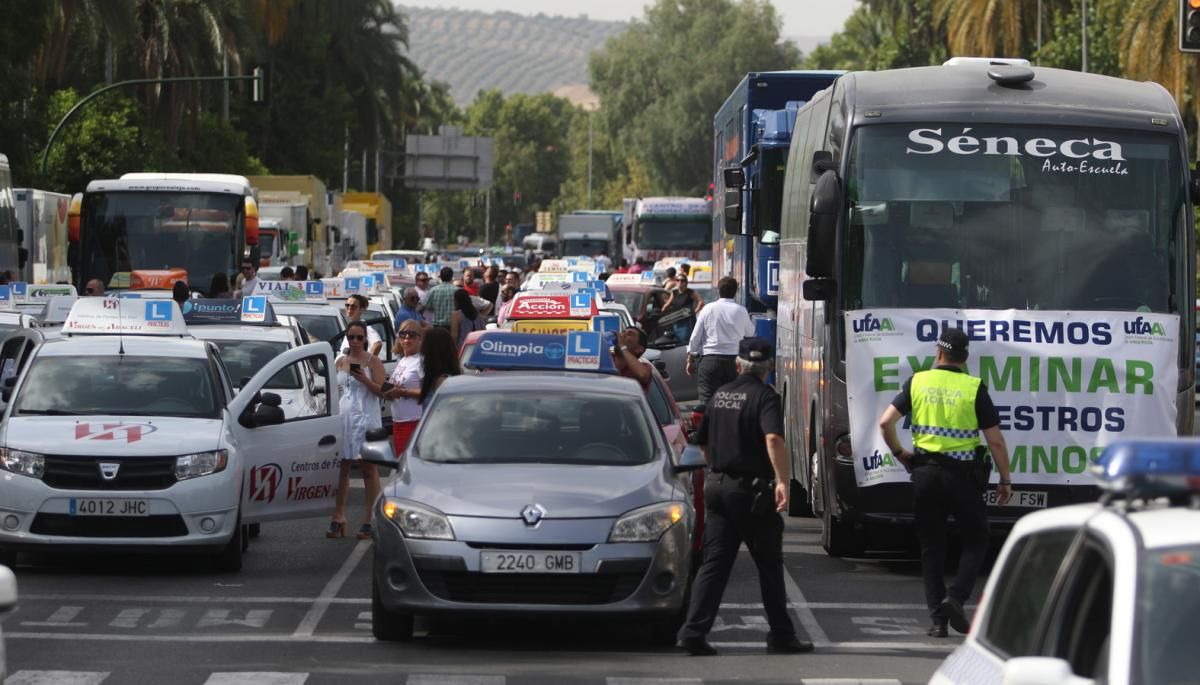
[820,505,862,557]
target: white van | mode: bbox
[521,233,558,257]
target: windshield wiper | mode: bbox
[17,409,86,416]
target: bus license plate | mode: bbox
[69,498,150,517]
[480,551,582,573]
[983,489,1048,508]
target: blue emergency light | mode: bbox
[463,331,617,374]
[1093,440,1200,498]
[181,298,278,326]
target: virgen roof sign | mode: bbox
[63,297,188,336]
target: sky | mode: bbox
[401,0,860,38]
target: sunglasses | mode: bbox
[398,331,421,339]
[85,288,99,295]
[346,334,365,341]
[345,303,360,310]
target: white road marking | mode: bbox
[109,608,148,628]
[20,594,365,604]
[203,674,309,685]
[783,566,829,645]
[4,672,109,685]
[851,616,922,635]
[292,538,370,637]
[406,677,504,685]
[149,608,187,629]
[19,606,87,627]
[198,609,273,629]
[799,680,903,685]
[354,610,372,630]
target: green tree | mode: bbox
[590,0,800,196]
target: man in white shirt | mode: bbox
[233,257,259,299]
[686,276,755,406]
[413,270,434,324]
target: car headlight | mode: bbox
[0,447,44,478]
[381,498,455,540]
[609,501,685,543]
[175,450,228,481]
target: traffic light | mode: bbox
[251,65,268,103]
[1181,0,1200,52]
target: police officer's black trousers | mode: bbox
[911,459,989,619]
[678,473,796,641]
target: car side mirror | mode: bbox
[651,358,669,380]
[999,657,1077,685]
[1,376,17,403]
[674,445,706,473]
[360,427,400,470]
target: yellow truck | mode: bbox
[248,175,329,275]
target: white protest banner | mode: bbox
[844,309,1179,488]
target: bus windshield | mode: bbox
[636,221,711,249]
[843,124,1185,313]
[81,191,243,295]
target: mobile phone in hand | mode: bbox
[349,363,362,374]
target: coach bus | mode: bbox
[772,58,1197,555]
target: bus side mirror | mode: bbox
[722,166,745,235]
[806,169,840,279]
[802,279,836,301]
[1191,164,1200,205]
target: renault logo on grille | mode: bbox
[520,504,546,526]
[99,463,121,481]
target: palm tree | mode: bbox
[933,0,1056,58]
[1117,0,1198,156]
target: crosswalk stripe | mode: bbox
[4,672,109,685]
[405,677,505,685]
[203,674,309,685]
[607,679,704,684]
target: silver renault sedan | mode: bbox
[370,372,703,642]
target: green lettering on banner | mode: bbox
[1029,357,1041,392]
[1048,357,1081,392]
[1062,446,1088,474]
[907,355,935,374]
[1086,358,1120,394]
[874,356,899,392]
[979,356,1020,391]
[1032,445,1058,473]
[1126,360,1154,395]
[1010,445,1026,473]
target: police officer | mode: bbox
[877,327,1013,637]
[677,337,813,656]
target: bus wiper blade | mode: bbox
[18,409,86,416]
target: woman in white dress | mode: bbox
[327,321,387,540]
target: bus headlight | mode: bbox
[382,498,455,540]
[175,450,228,481]
[0,448,44,478]
[609,502,685,543]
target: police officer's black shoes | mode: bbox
[939,597,970,634]
[765,636,815,654]
[926,622,949,638]
[676,637,718,656]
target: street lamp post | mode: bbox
[40,72,263,177]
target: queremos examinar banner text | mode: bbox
[844,309,1179,487]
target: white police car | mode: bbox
[930,439,1200,685]
[184,297,325,420]
[0,297,349,572]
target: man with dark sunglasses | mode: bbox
[341,294,383,356]
[233,257,260,299]
[393,288,423,332]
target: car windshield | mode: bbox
[416,392,657,465]
[210,339,299,389]
[844,124,1185,313]
[291,312,341,342]
[15,355,220,418]
[1138,543,1200,685]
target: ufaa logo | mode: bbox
[852,313,895,333]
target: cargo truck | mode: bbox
[14,188,71,283]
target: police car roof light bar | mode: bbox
[1093,440,1200,506]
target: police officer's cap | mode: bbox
[739,337,774,361]
[937,327,969,353]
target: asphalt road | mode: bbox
[2,488,956,685]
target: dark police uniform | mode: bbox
[891,328,1000,633]
[678,338,807,654]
